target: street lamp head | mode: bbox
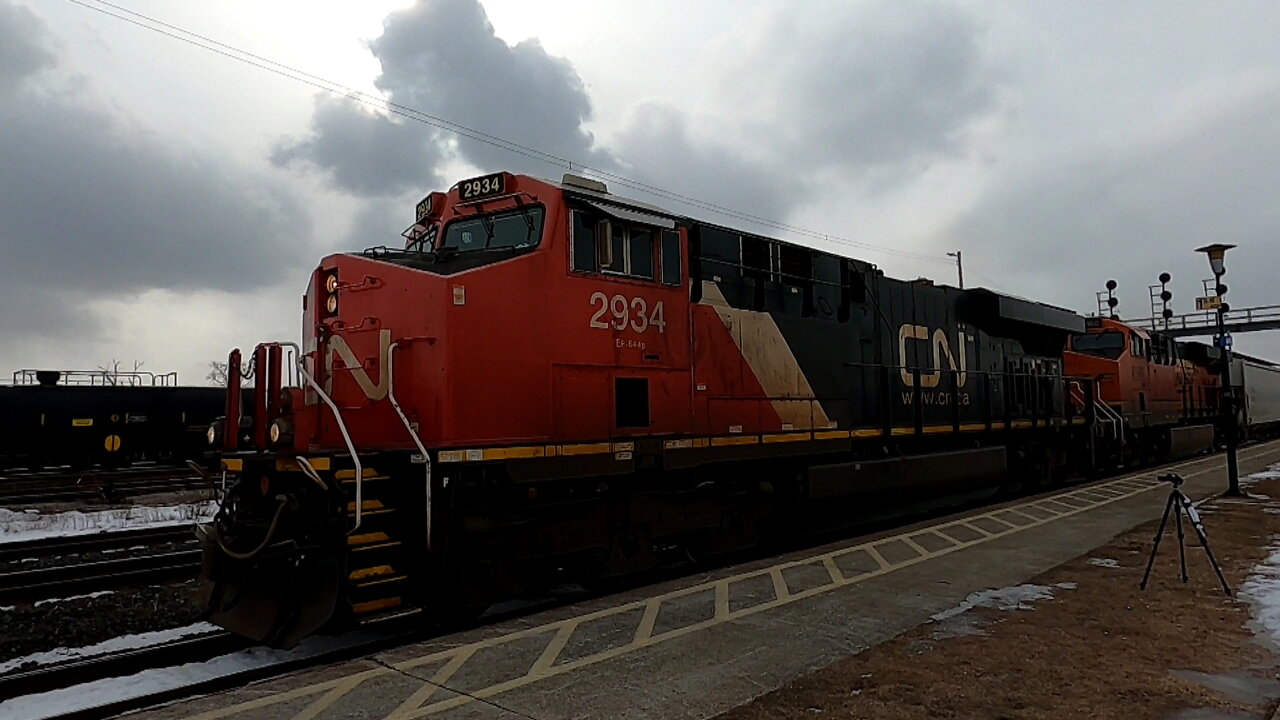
[1195,243,1236,276]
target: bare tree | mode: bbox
[207,360,229,386]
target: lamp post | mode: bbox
[1196,243,1241,496]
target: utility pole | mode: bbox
[947,250,964,289]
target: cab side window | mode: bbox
[570,208,680,286]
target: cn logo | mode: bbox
[323,329,392,401]
[898,324,969,388]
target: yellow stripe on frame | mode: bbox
[851,428,883,438]
[711,436,759,447]
[762,432,812,444]
[560,442,612,456]
[222,458,243,472]
[482,446,545,461]
[813,430,851,441]
[922,425,954,434]
[890,427,915,436]
[959,423,988,432]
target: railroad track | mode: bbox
[0,548,202,605]
[0,466,215,505]
[0,525,198,566]
[4,446,1275,720]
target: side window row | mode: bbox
[695,225,864,321]
[571,209,681,286]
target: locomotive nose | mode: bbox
[197,475,348,648]
[198,524,344,648]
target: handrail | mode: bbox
[281,341,364,534]
[388,342,434,551]
[1093,383,1124,441]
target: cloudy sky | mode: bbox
[2,0,1278,384]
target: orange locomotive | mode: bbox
[1064,316,1220,464]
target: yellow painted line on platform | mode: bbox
[177,441,1280,720]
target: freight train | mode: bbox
[199,171,1280,647]
[0,370,227,471]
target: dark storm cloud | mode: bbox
[271,94,443,197]
[946,89,1280,323]
[0,0,309,342]
[370,0,612,174]
[275,0,613,198]
[0,0,54,94]
[612,102,802,232]
[735,0,995,175]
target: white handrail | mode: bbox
[282,342,365,534]
[388,342,434,551]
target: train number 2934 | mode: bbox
[589,292,667,333]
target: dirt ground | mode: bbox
[719,477,1280,720]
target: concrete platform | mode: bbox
[131,441,1280,720]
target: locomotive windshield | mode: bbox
[440,207,544,252]
[1070,330,1126,359]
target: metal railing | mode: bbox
[1129,304,1280,337]
[11,369,179,387]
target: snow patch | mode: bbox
[0,630,384,720]
[1090,557,1122,568]
[0,622,218,675]
[0,502,216,544]
[1243,464,1280,488]
[931,583,1064,623]
[32,590,114,607]
[1240,543,1280,649]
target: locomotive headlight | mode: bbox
[206,421,222,447]
[325,294,338,314]
[269,418,294,446]
[325,274,339,293]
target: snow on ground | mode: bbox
[1243,463,1280,488]
[927,582,1075,639]
[32,590,114,608]
[931,582,1073,623]
[0,622,218,675]
[1090,557,1122,568]
[0,629,386,720]
[1239,540,1280,650]
[0,501,217,543]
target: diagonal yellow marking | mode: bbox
[714,582,730,619]
[529,622,577,676]
[633,598,661,646]
[864,545,891,569]
[387,646,478,718]
[899,535,930,557]
[289,675,367,720]
[770,567,791,601]
[822,556,844,584]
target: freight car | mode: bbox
[201,172,1100,647]
[1236,356,1280,438]
[0,370,226,471]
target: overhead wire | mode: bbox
[66,0,958,268]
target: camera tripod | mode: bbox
[1139,473,1231,595]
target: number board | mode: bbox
[458,173,506,201]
